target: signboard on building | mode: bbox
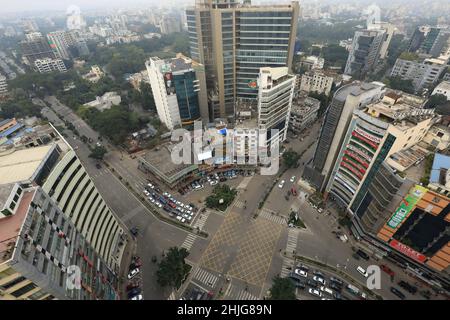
[389,239,427,263]
[387,185,427,229]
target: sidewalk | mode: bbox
[117,235,137,300]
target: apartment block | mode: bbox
[34,58,67,73]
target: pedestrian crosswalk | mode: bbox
[180,233,197,251]
[286,228,299,255]
[192,267,219,288]
[280,257,295,278]
[234,199,245,208]
[167,291,176,300]
[193,211,210,231]
[224,284,258,300]
[259,208,287,225]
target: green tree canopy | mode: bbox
[89,146,108,160]
[268,276,296,300]
[282,149,300,168]
[156,247,190,289]
[424,94,447,109]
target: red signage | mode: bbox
[389,239,427,263]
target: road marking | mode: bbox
[192,267,219,287]
[180,233,197,251]
[234,200,245,208]
[237,176,253,190]
[280,257,295,278]
[286,228,300,254]
[167,291,176,300]
[193,211,210,231]
[226,284,258,300]
[259,208,287,225]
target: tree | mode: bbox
[308,91,330,116]
[384,76,415,94]
[282,149,300,168]
[140,82,156,111]
[89,146,107,160]
[424,94,447,109]
[268,276,296,300]
[205,184,238,211]
[156,247,190,289]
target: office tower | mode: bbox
[47,31,76,60]
[344,29,386,78]
[257,67,296,147]
[0,185,119,300]
[302,82,386,191]
[369,22,395,59]
[0,139,126,276]
[420,27,450,57]
[160,15,182,34]
[390,56,447,92]
[34,58,67,73]
[146,54,208,130]
[20,33,56,65]
[408,27,427,53]
[324,94,435,213]
[186,0,299,120]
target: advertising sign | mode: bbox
[387,185,427,229]
[389,239,427,263]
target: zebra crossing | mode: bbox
[224,284,258,300]
[234,199,245,208]
[192,267,219,287]
[167,291,176,300]
[259,208,287,225]
[180,233,197,251]
[286,228,300,255]
[91,168,110,178]
[193,211,210,230]
[280,257,295,278]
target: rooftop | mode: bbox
[0,144,54,184]
[430,153,450,186]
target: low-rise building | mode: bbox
[432,81,450,100]
[83,92,121,111]
[299,71,334,96]
[34,58,66,73]
[82,65,104,83]
[128,70,150,91]
[289,96,320,134]
[422,124,450,151]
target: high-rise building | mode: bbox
[419,27,450,57]
[390,56,447,92]
[186,0,299,120]
[159,15,182,34]
[20,33,56,65]
[302,82,386,191]
[407,26,428,53]
[0,74,7,97]
[344,29,387,78]
[47,31,76,60]
[146,54,208,130]
[0,136,126,276]
[34,58,67,73]
[257,67,296,148]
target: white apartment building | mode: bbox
[431,80,450,100]
[300,71,334,96]
[390,57,447,92]
[34,58,67,73]
[257,67,296,148]
[47,31,75,60]
[0,74,7,96]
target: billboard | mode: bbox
[164,72,175,95]
[386,185,427,229]
[389,239,427,263]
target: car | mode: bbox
[210,180,218,186]
[329,277,344,287]
[294,268,308,278]
[380,264,395,277]
[163,192,169,197]
[150,198,156,204]
[306,279,317,287]
[333,292,342,300]
[186,206,193,211]
[157,203,163,208]
[308,288,322,298]
[356,249,370,260]
[143,190,150,196]
[278,180,285,188]
[130,294,143,300]
[219,177,227,182]
[313,276,325,285]
[390,287,406,300]
[313,270,324,278]
[320,286,334,296]
[185,216,192,221]
[130,227,139,236]
[329,282,342,292]
[147,183,154,189]
[181,218,186,223]
[127,268,140,280]
[128,288,142,298]
[290,176,296,183]
[298,264,309,271]
[126,282,140,291]
[176,216,182,221]
[96,163,102,169]
[398,281,417,294]
[356,266,368,277]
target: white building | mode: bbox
[300,71,334,96]
[34,58,67,73]
[47,31,75,60]
[431,81,450,100]
[0,74,7,96]
[289,96,320,134]
[83,92,121,111]
[257,67,296,148]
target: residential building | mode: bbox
[419,27,450,57]
[128,70,150,91]
[0,185,119,300]
[0,135,126,275]
[186,0,299,119]
[34,58,67,73]
[47,31,76,60]
[0,74,7,97]
[368,22,396,59]
[159,15,182,34]
[428,153,450,196]
[422,125,450,151]
[302,81,386,191]
[257,67,295,148]
[299,55,324,71]
[432,81,450,100]
[344,29,387,78]
[146,54,208,130]
[82,65,104,83]
[20,32,56,65]
[390,56,447,92]
[407,26,428,53]
[299,71,334,96]
[289,96,320,134]
[83,92,121,111]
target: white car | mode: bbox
[176,200,182,206]
[357,266,368,278]
[278,180,285,188]
[130,294,143,300]
[143,190,149,196]
[127,268,140,280]
[290,176,296,183]
[176,216,182,221]
[147,183,154,189]
[185,216,192,221]
[163,192,169,197]
[150,198,156,204]
[186,206,193,211]
[294,268,307,278]
[181,218,186,223]
[308,288,322,298]
[313,276,326,285]
[210,180,218,186]
[157,203,163,208]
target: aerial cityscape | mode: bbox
[1,0,450,305]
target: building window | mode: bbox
[10,282,37,298]
[0,267,16,280]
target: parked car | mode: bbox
[356,266,368,278]
[329,277,344,287]
[278,180,285,188]
[356,249,370,260]
[126,282,140,291]
[127,268,140,280]
[390,287,406,300]
[294,268,307,278]
[398,281,417,294]
[313,276,326,285]
[380,264,395,277]
[290,176,296,183]
[130,294,143,300]
[308,288,322,298]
